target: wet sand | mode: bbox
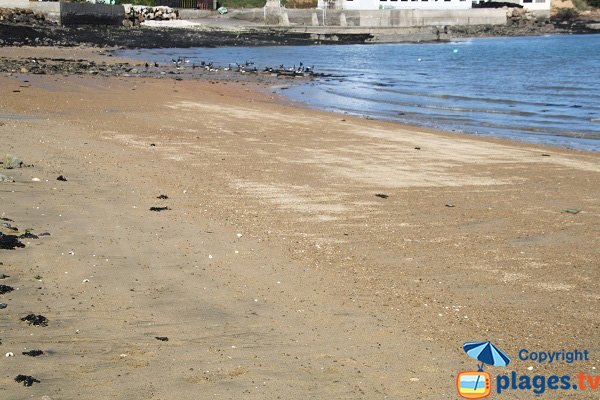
[0,48,598,399]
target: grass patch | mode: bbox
[218,0,266,7]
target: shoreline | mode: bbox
[1,49,599,398]
[16,41,600,154]
[2,44,599,154]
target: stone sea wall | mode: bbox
[228,7,509,27]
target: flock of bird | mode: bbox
[143,57,318,76]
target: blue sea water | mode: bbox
[119,34,600,151]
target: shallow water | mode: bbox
[119,34,600,151]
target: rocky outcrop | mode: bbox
[506,7,543,27]
[0,8,56,26]
[123,6,178,28]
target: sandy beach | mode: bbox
[0,47,598,399]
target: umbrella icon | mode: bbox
[463,341,511,371]
[462,341,510,396]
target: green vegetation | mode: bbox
[115,0,158,6]
[218,0,266,7]
[572,0,589,10]
[571,0,600,8]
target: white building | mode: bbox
[320,0,549,12]
[319,0,472,10]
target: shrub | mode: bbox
[554,7,579,20]
[572,0,589,10]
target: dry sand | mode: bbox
[0,48,598,399]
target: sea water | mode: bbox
[119,34,600,151]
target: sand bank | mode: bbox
[0,49,598,399]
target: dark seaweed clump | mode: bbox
[0,284,14,295]
[22,350,44,357]
[150,206,170,212]
[0,233,25,249]
[19,232,39,239]
[15,375,40,386]
[21,314,48,327]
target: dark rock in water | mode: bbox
[38,232,51,236]
[0,303,8,309]
[375,193,389,199]
[0,233,25,250]
[15,375,40,386]
[19,232,39,239]
[21,314,48,327]
[22,350,44,357]
[157,195,168,199]
[155,336,169,341]
[0,273,9,279]
[0,284,14,295]
[150,143,156,147]
[150,206,170,212]
[56,175,67,181]
[0,217,13,222]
